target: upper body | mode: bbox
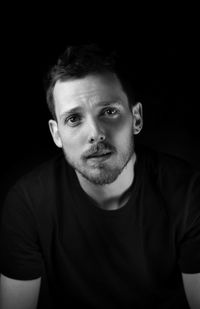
[0,43,200,308]
[1,145,200,308]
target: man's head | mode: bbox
[45,43,136,120]
[45,44,143,185]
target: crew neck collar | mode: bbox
[67,146,144,217]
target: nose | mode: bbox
[87,117,106,144]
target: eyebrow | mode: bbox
[60,107,82,121]
[59,101,122,120]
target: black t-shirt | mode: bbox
[0,145,200,308]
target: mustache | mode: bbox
[82,142,116,158]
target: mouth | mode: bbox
[86,151,112,161]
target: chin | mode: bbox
[78,167,122,185]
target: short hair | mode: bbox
[45,43,136,120]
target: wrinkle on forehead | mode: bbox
[53,73,128,116]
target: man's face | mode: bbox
[49,73,140,185]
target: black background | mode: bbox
[1,7,200,205]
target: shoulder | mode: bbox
[15,153,64,188]
[137,143,200,185]
[3,153,70,212]
[137,144,200,230]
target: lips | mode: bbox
[83,142,115,161]
[87,150,112,159]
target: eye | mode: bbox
[102,107,120,117]
[65,114,82,126]
[102,107,120,118]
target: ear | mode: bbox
[48,120,63,148]
[132,102,143,135]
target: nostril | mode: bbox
[89,137,95,143]
[89,134,105,144]
[99,135,105,141]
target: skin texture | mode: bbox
[182,273,200,309]
[0,274,41,309]
[49,73,143,209]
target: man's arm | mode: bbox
[0,274,41,309]
[182,273,200,309]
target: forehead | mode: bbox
[53,73,128,116]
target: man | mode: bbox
[0,44,200,308]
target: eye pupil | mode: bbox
[105,108,117,116]
[70,116,77,122]
[65,114,81,126]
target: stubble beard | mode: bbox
[62,138,135,185]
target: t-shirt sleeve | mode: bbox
[178,172,200,274]
[0,184,43,280]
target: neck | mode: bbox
[76,152,136,210]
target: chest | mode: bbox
[39,192,184,307]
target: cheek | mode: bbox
[108,115,133,142]
[59,129,86,153]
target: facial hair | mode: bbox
[63,137,135,185]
